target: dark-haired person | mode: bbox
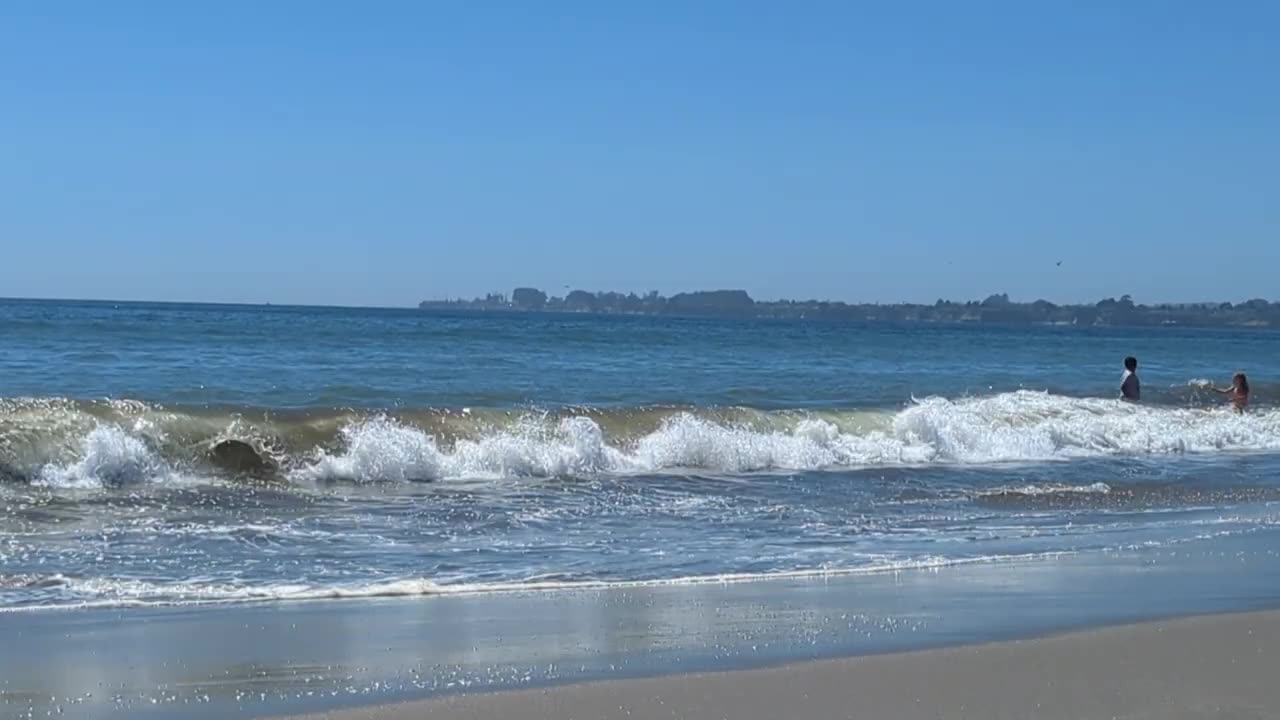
[1213,372,1249,413]
[1120,356,1140,402]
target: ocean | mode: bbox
[3,297,1279,614]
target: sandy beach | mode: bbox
[286,609,1280,720]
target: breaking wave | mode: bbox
[33,425,169,489]
[4,392,1280,486]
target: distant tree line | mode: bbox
[419,288,1280,327]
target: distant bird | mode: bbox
[1055,260,1063,267]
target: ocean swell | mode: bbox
[3,392,1280,486]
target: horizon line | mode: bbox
[3,292,1275,312]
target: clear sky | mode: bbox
[2,1,1276,307]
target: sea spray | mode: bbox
[35,425,167,488]
[4,392,1280,485]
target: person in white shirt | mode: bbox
[1121,356,1140,401]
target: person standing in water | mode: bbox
[1121,356,1140,402]
[1214,372,1250,413]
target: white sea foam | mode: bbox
[302,416,444,482]
[295,392,1280,482]
[297,415,628,482]
[978,482,1113,498]
[14,393,1280,486]
[35,425,167,488]
[0,552,1076,612]
[895,392,1280,461]
[628,413,933,472]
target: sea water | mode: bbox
[3,298,1280,611]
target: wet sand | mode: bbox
[6,536,1280,719]
[288,609,1280,720]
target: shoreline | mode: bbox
[283,608,1280,720]
[5,532,1280,719]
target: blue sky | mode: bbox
[2,1,1276,307]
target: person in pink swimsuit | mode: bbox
[1213,372,1250,413]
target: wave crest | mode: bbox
[897,393,1280,461]
[5,392,1280,486]
[35,426,167,488]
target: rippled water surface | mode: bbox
[3,299,1279,610]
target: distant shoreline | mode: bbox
[421,288,1280,328]
[3,295,1276,328]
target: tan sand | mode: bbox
[287,610,1280,720]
